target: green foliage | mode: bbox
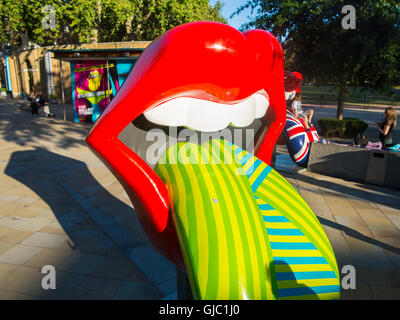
[0,0,25,45]
[27,0,99,45]
[343,118,369,137]
[234,0,400,118]
[0,0,227,47]
[129,0,227,41]
[318,117,368,137]
[318,118,346,137]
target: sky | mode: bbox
[209,0,254,30]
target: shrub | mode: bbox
[318,118,346,137]
[318,118,368,138]
[343,118,369,137]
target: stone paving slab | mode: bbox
[21,232,68,248]
[112,281,164,300]
[58,178,176,297]
[24,248,74,269]
[0,245,43,265]
[58,253,106,275]
[127,245,177,296]
[90,256,150,282]
[281,169,400,298]
[0,263,18,281]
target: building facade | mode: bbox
[0,41,151,121]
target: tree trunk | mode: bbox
[337,84,345,120]
[125,15,134,40]
[91,0,102,43]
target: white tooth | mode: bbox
[255,93,269,118]
[143,92,269,132]
[144,99,188,127]
[230,97,255,127]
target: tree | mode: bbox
[0,0,105,46]
[128,0,227,41]
[233,0,400,119]
[0,0,226,47]
[0,0,25,47]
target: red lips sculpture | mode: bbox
[85,22,287,267]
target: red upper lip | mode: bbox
[85,22,286,266]
[284,71,303,92]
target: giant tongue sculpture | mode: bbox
[85,22,339,300]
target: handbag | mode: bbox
[354,133,369,147]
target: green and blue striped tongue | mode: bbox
[155,139,276,300]
[155,139,340,300]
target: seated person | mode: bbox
[31,92,45,115]
[30,92,38,115]
[376,107,397,147]
[20,89,28,101]
[291,93,314,129]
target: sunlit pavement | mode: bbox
[0,97,399,300]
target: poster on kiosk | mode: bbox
[71,60,136,123]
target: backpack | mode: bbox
[354,133,369,147]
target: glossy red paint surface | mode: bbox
[243,30,286,164]
[85,22,286,267]
[292,72,303,93]
[284,70,303,93]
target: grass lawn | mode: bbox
[301,85,400,107]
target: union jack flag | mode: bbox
[284,111,312,166]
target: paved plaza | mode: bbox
[0,97,399,299]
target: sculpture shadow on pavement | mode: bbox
[4,147,164,299]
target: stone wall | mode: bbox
[307,142,400,190]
